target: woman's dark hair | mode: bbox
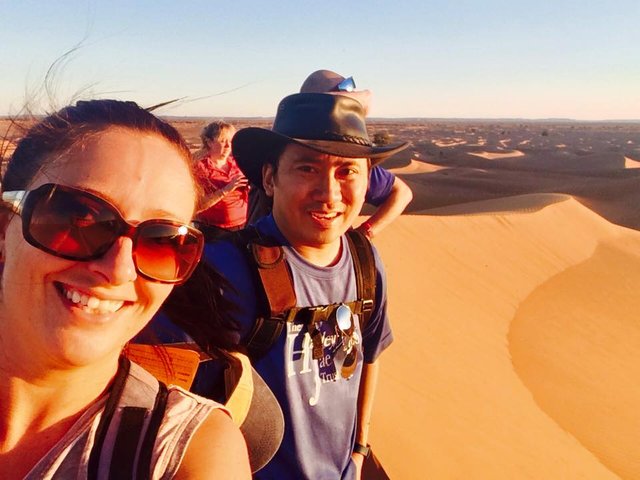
[162,262,241,351]
[3,99,192,192]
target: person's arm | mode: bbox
[358,176,413,239]
[197,185,230,213]
[351,360,381,478]
[174,409,251,479]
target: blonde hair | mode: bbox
[200,120,234,146]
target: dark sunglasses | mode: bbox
[333,76,356,93]
[1,183,204,284]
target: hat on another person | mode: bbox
[300,69,372,113]
[300,69,351,93]
[232,93,409,188]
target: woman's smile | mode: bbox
[56,282,128,315]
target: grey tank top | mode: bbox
[23,362,225,480]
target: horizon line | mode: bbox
[160,116,640,124]
[2,115,639,124]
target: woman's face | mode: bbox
[0,127,196,370]
[206,126,235,162]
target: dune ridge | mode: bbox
[468,149,525,160]
[624,156,640,168]
[422,192,570,216]
[369,195,639,478]
[388,159,446,175]
[510,240,640,479]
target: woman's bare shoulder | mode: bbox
[174,408,251,479]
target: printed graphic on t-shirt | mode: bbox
[285,316,360,406]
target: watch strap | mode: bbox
[353,442,371,457]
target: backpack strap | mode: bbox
[345,229,377,330]
[87,356,169,480]
[233,227,377,358]
[135,382,169,479]
[108,406,147,479]
[282,230,376,330]
[243,236,297,359]
[88,356,131,480]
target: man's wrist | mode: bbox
[353,442,370,458]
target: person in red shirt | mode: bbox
[194,121,249,232]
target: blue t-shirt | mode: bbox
[207,215,392,479]
[365,166,395,206]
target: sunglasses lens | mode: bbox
[335,76,356,92]
[22,184,202,284]
[26,186,118,260]
[135,223,202,283]
[335,304,353,331]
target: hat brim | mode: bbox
[240,366,285,472]
[233,127,409,188]
[220,349,284,473]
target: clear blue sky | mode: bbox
[1,0,639,119]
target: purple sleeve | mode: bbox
[365,166,396,206]
[361,245,393,363]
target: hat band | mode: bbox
[292,131,372,147]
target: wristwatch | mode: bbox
[353,442,371,458]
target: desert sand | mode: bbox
[360,121,640,478]
[370,196,640,478]
[3,117,640,478]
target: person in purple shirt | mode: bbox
[228,92,408,479]
[246,70,413,240]
[153,92,407,479]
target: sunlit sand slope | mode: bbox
[368,194,640,479]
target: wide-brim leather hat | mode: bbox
[232,93,409,188]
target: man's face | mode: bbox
[264,143,369,255]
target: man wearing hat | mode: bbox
[205,92,408,479]
[246,69,414,241]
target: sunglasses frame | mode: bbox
[2,183,204,284]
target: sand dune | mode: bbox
[434,138,467,148]
[368,195,640,478]
[201,119,638,477]
[423,192,568,215]
[468,149,525,160]
[624,156,640,168]
[388,159,446,175]
[393,149,640,231]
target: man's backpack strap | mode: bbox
[235,227,297,359]
[87,356,169,480]
[345,229,377,330]
[234,227,377,358]
[251,242,297,317]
